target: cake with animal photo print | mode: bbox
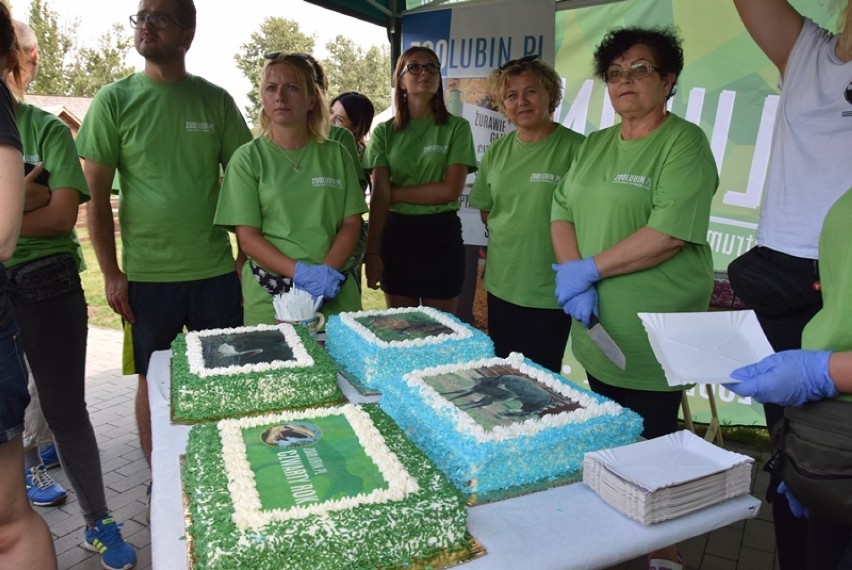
[380,352,643,497]
[170,323,343,423]
[182,404,479,570]
[325,307,494,392]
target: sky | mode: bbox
[16,0,387,114]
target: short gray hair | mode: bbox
[13,20,37,54]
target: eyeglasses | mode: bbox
[129,12,187,30]
[498,55,541,72]
[402,62,440,76]
[604,61,659,83]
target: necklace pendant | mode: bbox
[292,164,301,172]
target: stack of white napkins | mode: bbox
[583,431,753,525]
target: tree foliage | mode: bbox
[26,0,75,95]
[69,23,136,97]
[234,18,391,123]
[233,17,316,121]
[323,35,391,113]
[26,0,135,97]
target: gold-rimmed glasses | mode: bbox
[604,61,659,83]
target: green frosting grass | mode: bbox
[171,327,344,423]
[183,405,472,570]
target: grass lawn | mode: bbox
[79,234,386,330]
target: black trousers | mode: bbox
[486,293,571,374]
[586,375,683,440]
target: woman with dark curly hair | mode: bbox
[363,46,476,313]
[551,27,718,569]
[469,57,584,372]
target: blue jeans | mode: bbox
[0,320,29,443]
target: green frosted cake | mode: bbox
[171,324,343,423]
[182,404,476,569]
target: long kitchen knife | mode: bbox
[587,315,626,370]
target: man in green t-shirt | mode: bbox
[76,0,252,468]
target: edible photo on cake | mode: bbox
[325,307,495,392]
[199,329,296,371]
[354,312,455,343]
[229,410,401,517]
[425,364,584,430]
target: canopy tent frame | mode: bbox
[304,0,623,66]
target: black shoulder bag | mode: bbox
[772,398,852,526]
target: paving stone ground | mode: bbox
[38,326,777,570]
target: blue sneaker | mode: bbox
[24,464,67,507]
[39,443,60,470]
[82,516,137,570]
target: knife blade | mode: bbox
[587,315,626,370]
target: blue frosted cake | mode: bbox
[325,307,494,391]
[380,352,644,496]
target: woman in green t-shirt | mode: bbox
[551,28,718,570]
[363,46,477,314]
[216,54,367,325]
[726,188,852,566]
[468,57,584,373]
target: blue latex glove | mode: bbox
[553,257,601,307]
[293,262,344,299]
[724,350,838,407]
[562,286,599,328]
[778,482,809,518]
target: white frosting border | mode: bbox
[186,324,314,378]
[219,405,420,530]
[403,352,626,443]
[338,306,473,348]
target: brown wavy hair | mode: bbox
[392,46,449,131]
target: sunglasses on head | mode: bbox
[263,52,317,81]
[498,54,541,72]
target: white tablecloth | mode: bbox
[147,349,761,570]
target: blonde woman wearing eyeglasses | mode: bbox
[550,27,718,570]
[363,46,476,313]
[215,54,367,325]
[467,57,584,373]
